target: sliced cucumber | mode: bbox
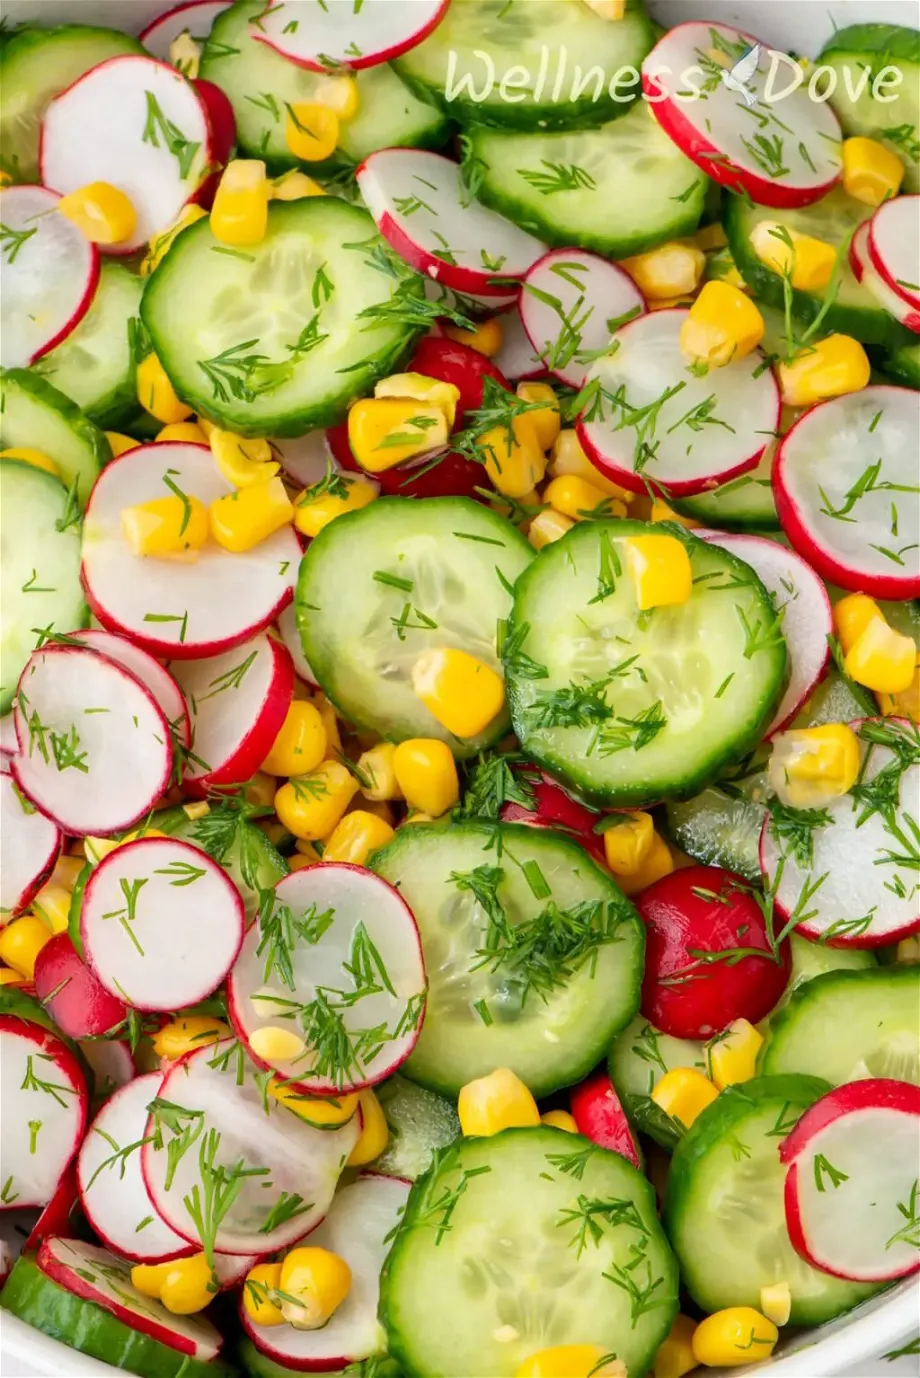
[0,460,86,715]
[200,0,451,170]
[819,24,920,194]
[798,663,876,722]
[505,520,786,806]
[671,451,779,532]
[382,1126,678,1378]
[785,934,876,993]
[608,1016,705,1150]
[374,1074,461,1181]
[297,498,532,756]
[371,820,644,1098]
[32,261,143,429]
[153,804,287,918]
[463,102,707,259]
[880,340,920,389]
[665,784,766,882]
[759,967,920,1085]
[0,369,109,505]
[141,198,421,437]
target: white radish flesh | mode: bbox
[41,56,212,255]
[139,0,231,58]
[227,864,427,1094]
[254,0,448,72]
[868,195,920,310]
[849,224,920,333]
[521,249,645,388]
[70,628,190,749]
[492,307,546,383]
[0,714,17,762]
[213,1251,261,1289]
[0,772,61,919]
[81,442,300,657]
[81,836,244,1011]
[272,430,335,489]
[0,186,99,369]
[276,604,318,688]
[0,1018,88,1211]
[576,309,780,496]
[11,645,172,837]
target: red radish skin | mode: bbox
[330,423,484,502]
[79,1037,136,1095]
[867,196,920,311]
[191,78,236,208]
[253,0,449,72]
[69,628,191,750]
[0,772,62,918]
[500,769,608,867]
[139,0,232,56]
[33,933,127,1039]
[570,1070,641,1169]
[409,336,510,417]
[849,224,920,333]
[637,865,790,1040]
[24,1164,79,1250]
[0,1017,89,1211]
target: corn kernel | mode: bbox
[261,701,327,777]
[704,246,749,292]
[50,855,84,890]
[322,810,395,866]
[896,934,920,964]
[480,414,546,499]
[692,1308,778,1366]
[602,811,655,876]
[458,1067,540,1137]
[778,334,870,407]
[279,1247,352,1329]
[311,691,342,755]
[616,831,674,896]
[30,883,71,935]
[680,281,764,369]
[295,838,323,860]
[708,1018,763,1089]
[412,647,506,740]
[540,1109,578,1133]
[651,498,700,529]
[550,430,633,502]
[517,1347,625,1378]
[0,915,52,978]
[842,136,904,207]
[442,317,503,358]
[357,741,402,802]
[0,967,25,986]
[374,372,461,429]
[626,533,692,611]
[543,474,625,522]
[878,662,920,722]
[0,447,59,475]
[169,30,200,78]
[269,1080,359,1126]
[141,203,207,275]
[210,160,269,246]
[58,181,136,246]
[348,398,449,474]
[768,724,861,808]
[133,1254,212,1315]
[157,421,208,445]
[271,171,326,201]
[516,382,561,450]
[293,474,377,538]
[653,1315,698,1378]
[392,738,459,815]
[285,103,339,162]
[695,223,728,252]
[580,0,625,17]
[243,1262,285,1327]
[652,1066,719,1128]
[105,433,140,458]
[529,508,574,550]
[760,1282,792,1327]
[312,72,360,120]
[285,852,315,872]
[250,1025,307,1062]
[275,760,358,841]
[750,221,837,292]
[347,1088,389,1165]
[152,1016,230,1061]
[136,352,193,424]
[121,494,209,560]
[246,771,278,809]
[833,592,883,655]
[85,828,167,866]
[621,241,705,300]
[844,617,916,694]
[209,476,294,553]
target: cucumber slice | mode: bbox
[32,262,143,429]
[505,520,786,806]
[463,102,707,259]
[199,0,451,171]
[785,934,876,994]
[382,1126,678,1378]
[671,451,780,533]
[608,1016,706,1150]
[665,785,766,882]
[141,198,421,437]
[0,460,86,715]
[664,1076,879,1325]
[819,24,920,194]
[0,24,143,183]
[881,339,920,389]
[375,1073,461,1181]
[0,369,109,505]
[297,498,532,756]
[370,820,644,1098]
[759,967,920,1085]
[153,803,288,919]
[393,0,653,130]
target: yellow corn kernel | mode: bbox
[279,1247,352,1330]
[30,883,71,935]
[695,223,728,252]
[250,1025,307,1062]
[275,760,359,841]
[529,508,574,550]
[347,1088,389,1165]
[516,382,561,450]
[625,533,692,611]
[779,334,870,407]
[209,477,294,553]
[760,1282,792,1328]
[157,421,208,445]
[285,103,339,162]
[692,1308,778,1367]
[0,916,52,979]
[550,429,633,502]
[242,1262,285,1327]
[136,352,193,424]
[844,617,916,694]
[210,160,269,246]
[768,724,861,808]
[652,1067,719,1128]
[0,447,59,475]
[750,221,836,292]
[141,203,207,275]
[271,170,326,201]
[296,838,323,860]
[131,1260,171,1298]
[896,934,920,964]
[322,810,395,866]
[58,181,136,246]
[480,414,546,499]
[195,415,216,439]
[878,662,920,722]
[348,398,449,474]
[105,432,140,457]
[50,855,84,890]
[132,1254,212,1315]
[621,241,705,300]
[680,281,765,369]
[833,592,884,655]
[311,72,359,120]
[392,738,459,815]
[0,170,10,188]
[458,1067,540,1137]
[246,771,278,809]
[412,648,506,740]
[517,1347,625,1378]
[651,498,700,529]
[540,1109,578,1133]
[603,811,655,877]
[653,1315,698,1378]
[0,967,26,986]
[269,1080,359,1127]
[543,474,625,522]
[708,1018,763,1089]
[374,372,461,430]
[293,474,377,538]
[616,831,674,896]
[210,428,279,487]
[285,852,316,872]
[357,741,402,802]
[261,701,327,777]
[580,0,625,17]
[312,691,342,756]
[704,246,749,292]
[169,30,200,78]
[182,801,210,822]
[152,1016,230,1061]
[121,494,209,560]
[842,136,904,207]
[84,828,167,866]
[442,317,503,358]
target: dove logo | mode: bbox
[721,44,761,108]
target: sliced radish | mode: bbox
[213,1251,261,1290]
[12,645,172,837]
[0,185,99,369]
[142,1039,359,1255]
[253,0,448,72]
[868,195,920,311]
[25,1164,80,1249]
[79,1038,135,1096]
[273,431,335,489]
[1,713,18,762]
[849,223,920,333]
[81,442,300,658]
[40,56,213,256]
[642,23,841,208]
[781,1079,920,1283]
[276,605,318,688]
[773,385,920,599]
[242,1173,410,1370]
[760,717,920,948]
[81,836,244,1011]
[570,1070,641,1170]
[227,864,426,1095]
[171,633,294,795]
[36,1236,222,1359]
[521,249,645,389]
[140,1,232,58]
[357,149,547,296]
[576,309,780,497]
[192,77,236,206]
[33,934,127,1040]
[492,307,545,383]
[0,772,61,920]
[0,1016,88,1211]
[700,532,831,736]
[69,628,191,750]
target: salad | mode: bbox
[0,2,918,1376]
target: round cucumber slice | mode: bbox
[608,1015,705,1150]
[370,820,644,1099]
[819,24,920,194]
[505,520,787,806]
[0,369,109,506]
[671,450,780,532]
[375,1073,461,1181]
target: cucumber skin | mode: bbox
[877,342,920,390]
[820,23,920,62]
[0,368,111,504]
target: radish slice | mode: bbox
[492,307,545,383]
[242,1174,410,1369]
[24,1165,79,1250]
[276,605,318,688]
[700,532,832,736]
[0,713,18,762]
[849,223,920,333]
[760,717,920,948]
[171,633,294,794]
[253,0,448,72]
[868,195,920,311]
[521,249,645,388]
[142,1039,359,1254]
[576,310,780,497]
[36,1237,222,1359]
[81,442,300,658]
[40,56,213,256]
[33,934,127,1040]
[642,23,841,208]
[79,1039,135,1096]
[357,149,547,296]
[272,430,335,489]
[81,836,244,1011]
[69,628,191,750]
[140,0,231,58]
[213,1251,261,1290]
[773,385,920,599]
[0,186,99,369]
[0,1016,88,1211]
[781,1079,920,1283]
[227,864,427,1094]
[0,772,61,920]
[11,645,172,837]
[78,1073,193,1264]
